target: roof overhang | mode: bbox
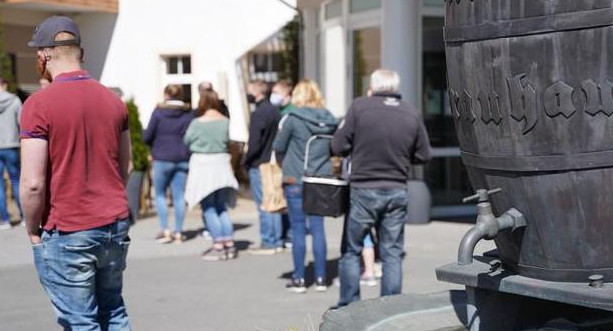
[0,0,117,13]
[297,0,326,10]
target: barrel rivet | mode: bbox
[589,274,604,288]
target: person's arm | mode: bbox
[119,130,132,185]
[15,98,22,126]
[20,139,48,245]
[143,111,158,146]
[272,115,293,155]
[244,111,267,167]
[183,121,195,147]
[411,119,432,164]
[332,104,356,156]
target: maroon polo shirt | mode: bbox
[20,70,130,232]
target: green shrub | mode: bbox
[126,99,150,172]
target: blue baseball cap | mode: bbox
[28,16,81,48]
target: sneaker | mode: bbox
[0,222,10,230]
[360,276,378,287]
[248,246,277,256]
[275,247,285,254]
[201,247,227,261]
[315,278,328,292]
[225,245,238,259]
[173,232,184,244]
[201,230,212,240]
[374,262,383,279]
[283,241,293,249]
[155,230,173,244]
[286,278,307,294]
[20,220,26,227]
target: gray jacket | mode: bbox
[0,90,22,149]
[273,107,338,184]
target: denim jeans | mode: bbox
[284,184,327,280]
[248,168,282,248]
[200,189,234,243]
[153,161,188,233]
[0,148,23,222]
[338,187,408,307]
[33,219,132,330]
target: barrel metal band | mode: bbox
[461,150,613,172]
[445,8,613,44]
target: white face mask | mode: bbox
[270,93,285,107]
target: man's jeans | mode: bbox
[338,187,408,307]
[33,219,132,330]
[284,184,326,280]
[0,148,23,222]
[153,161,188,233]
[248,168,282,248]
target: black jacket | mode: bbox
[332,93,432,189]
[244,99,280,169]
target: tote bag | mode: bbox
[259,153,287,213]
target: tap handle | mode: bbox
[463,188,502,203]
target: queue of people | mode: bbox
[14,16,432,331]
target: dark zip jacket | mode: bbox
[273,107,338,184]
[332,93,432,189]
[144,101,194,163]
[245,99,280,169]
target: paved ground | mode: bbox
[0,198,493,331]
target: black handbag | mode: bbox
[302,135,349,217]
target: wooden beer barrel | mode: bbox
[445,0,613,282]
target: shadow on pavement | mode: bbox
[181,223,253,242]
[279,258,340,286]
[449,290,468,325]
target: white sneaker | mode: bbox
[202,230,212,240]
[20,220,26,227]
[360,276,378,287]
[0,222,11,230]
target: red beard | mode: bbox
[37,57,53,82]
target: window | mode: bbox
[163,55,191,75]
[325,0,343,20]
[160,54,193,106]
[350,0,381,13]
[423,0,445,8]
[181,84,192,106]
[252,53,284,73]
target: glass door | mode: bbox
[351,26,381,98]
[422,17,474,218]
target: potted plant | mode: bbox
[125,99,150,222]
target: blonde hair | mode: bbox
[292,79,325,109]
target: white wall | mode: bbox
[99,0,296,142]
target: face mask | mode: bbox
[246,94,256,104]
[270,93,285,106]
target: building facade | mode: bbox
[1,0,297,142]
[297,0,472,216]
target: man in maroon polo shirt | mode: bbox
[20,16,132,330]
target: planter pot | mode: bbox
[126,171,145,223]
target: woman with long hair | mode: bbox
[273,79,338,293]
[144,85,193,244]
[184,90,239,261]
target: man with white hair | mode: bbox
[332,69,432,307]
[198,81,230,118]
